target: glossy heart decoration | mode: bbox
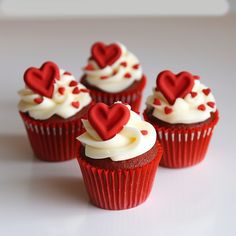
[91,42,122,69]
[24,61,59,98]
[88,103,130,140]
[156,70,194,105]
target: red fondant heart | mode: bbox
[24,61,59,98]
[91,42,122,69]
[156,70,194,105]
[88,103,130,140]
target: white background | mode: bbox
[0,0,231,17]
[0,3,236,236]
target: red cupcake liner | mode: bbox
[77,142,163,210]
[143,110,219,168]
[83,75,146,113]
[20,112,84,162]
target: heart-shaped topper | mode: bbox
[24,61,60,98]
[91,42,122,69]
[156,70,195,105]
[88,102,130,141]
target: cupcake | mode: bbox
[77,102,163,210]
[144,70,219,168]
[80,42,146,112]
[18,61,92,162]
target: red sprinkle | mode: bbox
[194,75,200,80]
[71,101,80,108]
[112,70,118,76]
[190,91,198,98]
[198,104,206,111]
[132,64,140,70]
[141,130,148,135]
[69,81,78,87]
[153,98,161,106]
[63,71,72,76]
[84,64,94,71]
[164,106,173,114]
[202,88,211,96]
[34,97,43,104]
[207,102,215,108]
[124,73,132,78]
[58,87,65,95]
[100,76,108,80]
[120,62,127,67]
[80,89,89,93]
[72,87,80,94]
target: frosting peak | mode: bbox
[83,42,143,93]
[77,102,156,161]
[18,62,92,120]
[146,70,217,124]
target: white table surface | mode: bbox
[0,15,235,236]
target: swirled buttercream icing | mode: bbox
[77,102,156,161]
[18,61,92,120]
[83,42,143,93]
[146,70,216,124]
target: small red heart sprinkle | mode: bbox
[58,87,65,95]
[84,64,94,71]
[72,87,80,94]
[124,73,132,79]
[132,64,140,70]
[197,104,206,111]
[100,76,108,80]
[69,81,78,87]
[202,88,211,96]
[34,97,43,104]
[153,98,161,105]
[190,91,197,98]
[207,102,215,108]
[80,89,89,93]
[112,70,118,76]
[120,62,127,67]
[194,75,200,80]
[141,130,148,135]
[63,71,72,76]
[71,101,80,108]
[164,106,173,114]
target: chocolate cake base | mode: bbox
[81,75,145,94]
[144,107,216,129]
[79,141,162,170]
[22,102,92,124]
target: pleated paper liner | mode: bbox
[81,75,146,113]
[143,110,219,168]
[20,112,85,162]
[77,142,163,210]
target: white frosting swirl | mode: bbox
[18,69,92,120]
[77,104,156,161]
[83,43,143,93]
[146,80,217,124]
